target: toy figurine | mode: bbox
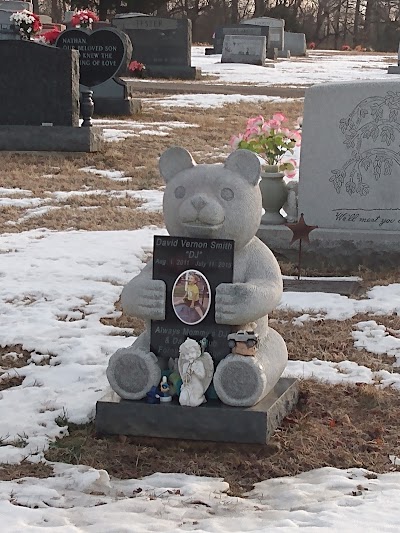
[145,385,160,404]
[227,329,259,356]
[156,376,172,403]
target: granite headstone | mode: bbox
[241,17,284,52]
[211,24,269,55]
[56,27,131,87]
[284,32,306,56]
[299,80,400,231]
[221,35,266,66]
[112,15,200,79]
[0,40,79,126]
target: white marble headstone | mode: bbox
[299,80,400,232]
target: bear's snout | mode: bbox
[191,195,207,212]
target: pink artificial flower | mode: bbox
[230,133,244,149]
[291,130,302,145]
[261,123,271,134]
[247,115,264,129]
[265,119,281,129]
[284,168,297,179]
[272,113,286,123]
[244,126,260,140]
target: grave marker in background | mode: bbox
[208,24,269,55]
[299,80,400,231]
[222,35,267,66]
[112,15,200,80]
[56,27,139,116]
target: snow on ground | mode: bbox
[144,93,302,108]
[192,47,395,86]
[91,119,199,143]
[50,189,164,212]
[0,465,400,531]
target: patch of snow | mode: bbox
[145,94,302,109]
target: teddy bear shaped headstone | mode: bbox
[106,147,288,407]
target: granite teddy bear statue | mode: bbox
[107,147,288,406]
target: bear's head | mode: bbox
[159,147,262,251]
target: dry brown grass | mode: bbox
[44,380,400,495]
[0,461,53,482]
[0,100,304,232]
[270,311,400,371]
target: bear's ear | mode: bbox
[224,149,260,186]
[159,147,196,183]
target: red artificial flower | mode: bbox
[341,44,351,51]
[307,41,316,50]
[129,60,145,72]
[71,9,99,28]
[32,13,42,33]
[43,27,61,44]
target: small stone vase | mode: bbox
[259,165,288,225]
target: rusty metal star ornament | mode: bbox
[286,213,318,245]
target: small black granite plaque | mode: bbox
[0,41,79,126]
[56,27,132,87]
[151,235,234,361]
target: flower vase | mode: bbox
[259,165,288,225]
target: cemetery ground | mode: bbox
[1,50,400,530]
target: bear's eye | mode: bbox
[174,186,186,199]
[221,188,234,201]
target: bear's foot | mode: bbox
[213,327,288,407]
[106,346,161,400]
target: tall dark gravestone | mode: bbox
[56,27,139,116]
[0,40,103,152]
[0,41,79,126]
[151,236,234,362]
[112,15,200,80]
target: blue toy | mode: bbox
[145,386,160,404]
[156,376,172,403]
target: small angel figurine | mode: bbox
[178,338,214,407]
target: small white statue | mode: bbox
[178,338,214,407]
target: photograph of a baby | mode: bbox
[172,270,210,325]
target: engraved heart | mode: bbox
[56,28,131,87]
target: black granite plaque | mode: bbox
[214,24,269,54]
[151,235,234,361]
[56,27,132,87]
[0,41,79,126]
[113,16,191,67]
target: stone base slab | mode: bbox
[388,65,400,74]
[0,126,103,152]
[145,66,201,80]
[96,377,299,444]
[93,97,142,116]
[257,224,400,269]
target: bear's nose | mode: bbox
[191,196,206,211]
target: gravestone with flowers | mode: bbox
[0,0,33,40]
[56,10,141,116]
[257,79,400,269]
